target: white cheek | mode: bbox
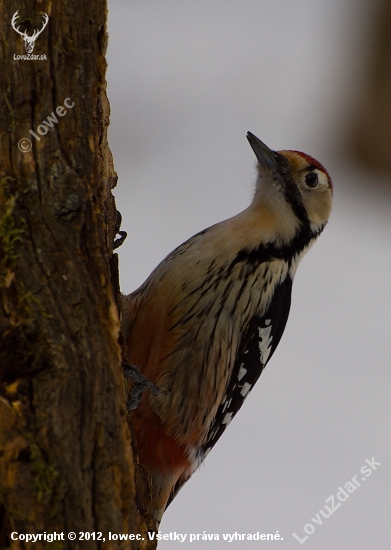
[301,171,332,228]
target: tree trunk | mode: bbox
[0,2,155,548]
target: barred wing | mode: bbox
[203,275,293,455]
[166,275,293,508]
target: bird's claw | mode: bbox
[113,210,127,249]
[113,231,127,249]
[123,363,161,411]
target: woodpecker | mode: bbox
[122,132,333,524]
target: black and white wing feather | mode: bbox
[202,275,293,456]
[166,275,293,509]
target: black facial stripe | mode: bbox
[227,223,315,277]
[282,175,311,228]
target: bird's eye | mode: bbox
[305,172,319,188]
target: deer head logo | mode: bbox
[11,11,49,54]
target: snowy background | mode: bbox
[106,2,391,548]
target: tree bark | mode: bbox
[0,2,155,548]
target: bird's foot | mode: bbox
[113,210,127,250]
[123,363,161,411]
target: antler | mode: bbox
[11,11,49,39]
[11,11,27,38]
[31,13,49,39]
[11,11,49,53]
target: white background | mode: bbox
[107,2,391,548]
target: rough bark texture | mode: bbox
[0,2,156,548]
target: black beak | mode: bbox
[246,132,285,173]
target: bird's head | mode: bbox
[246,132,332,243]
